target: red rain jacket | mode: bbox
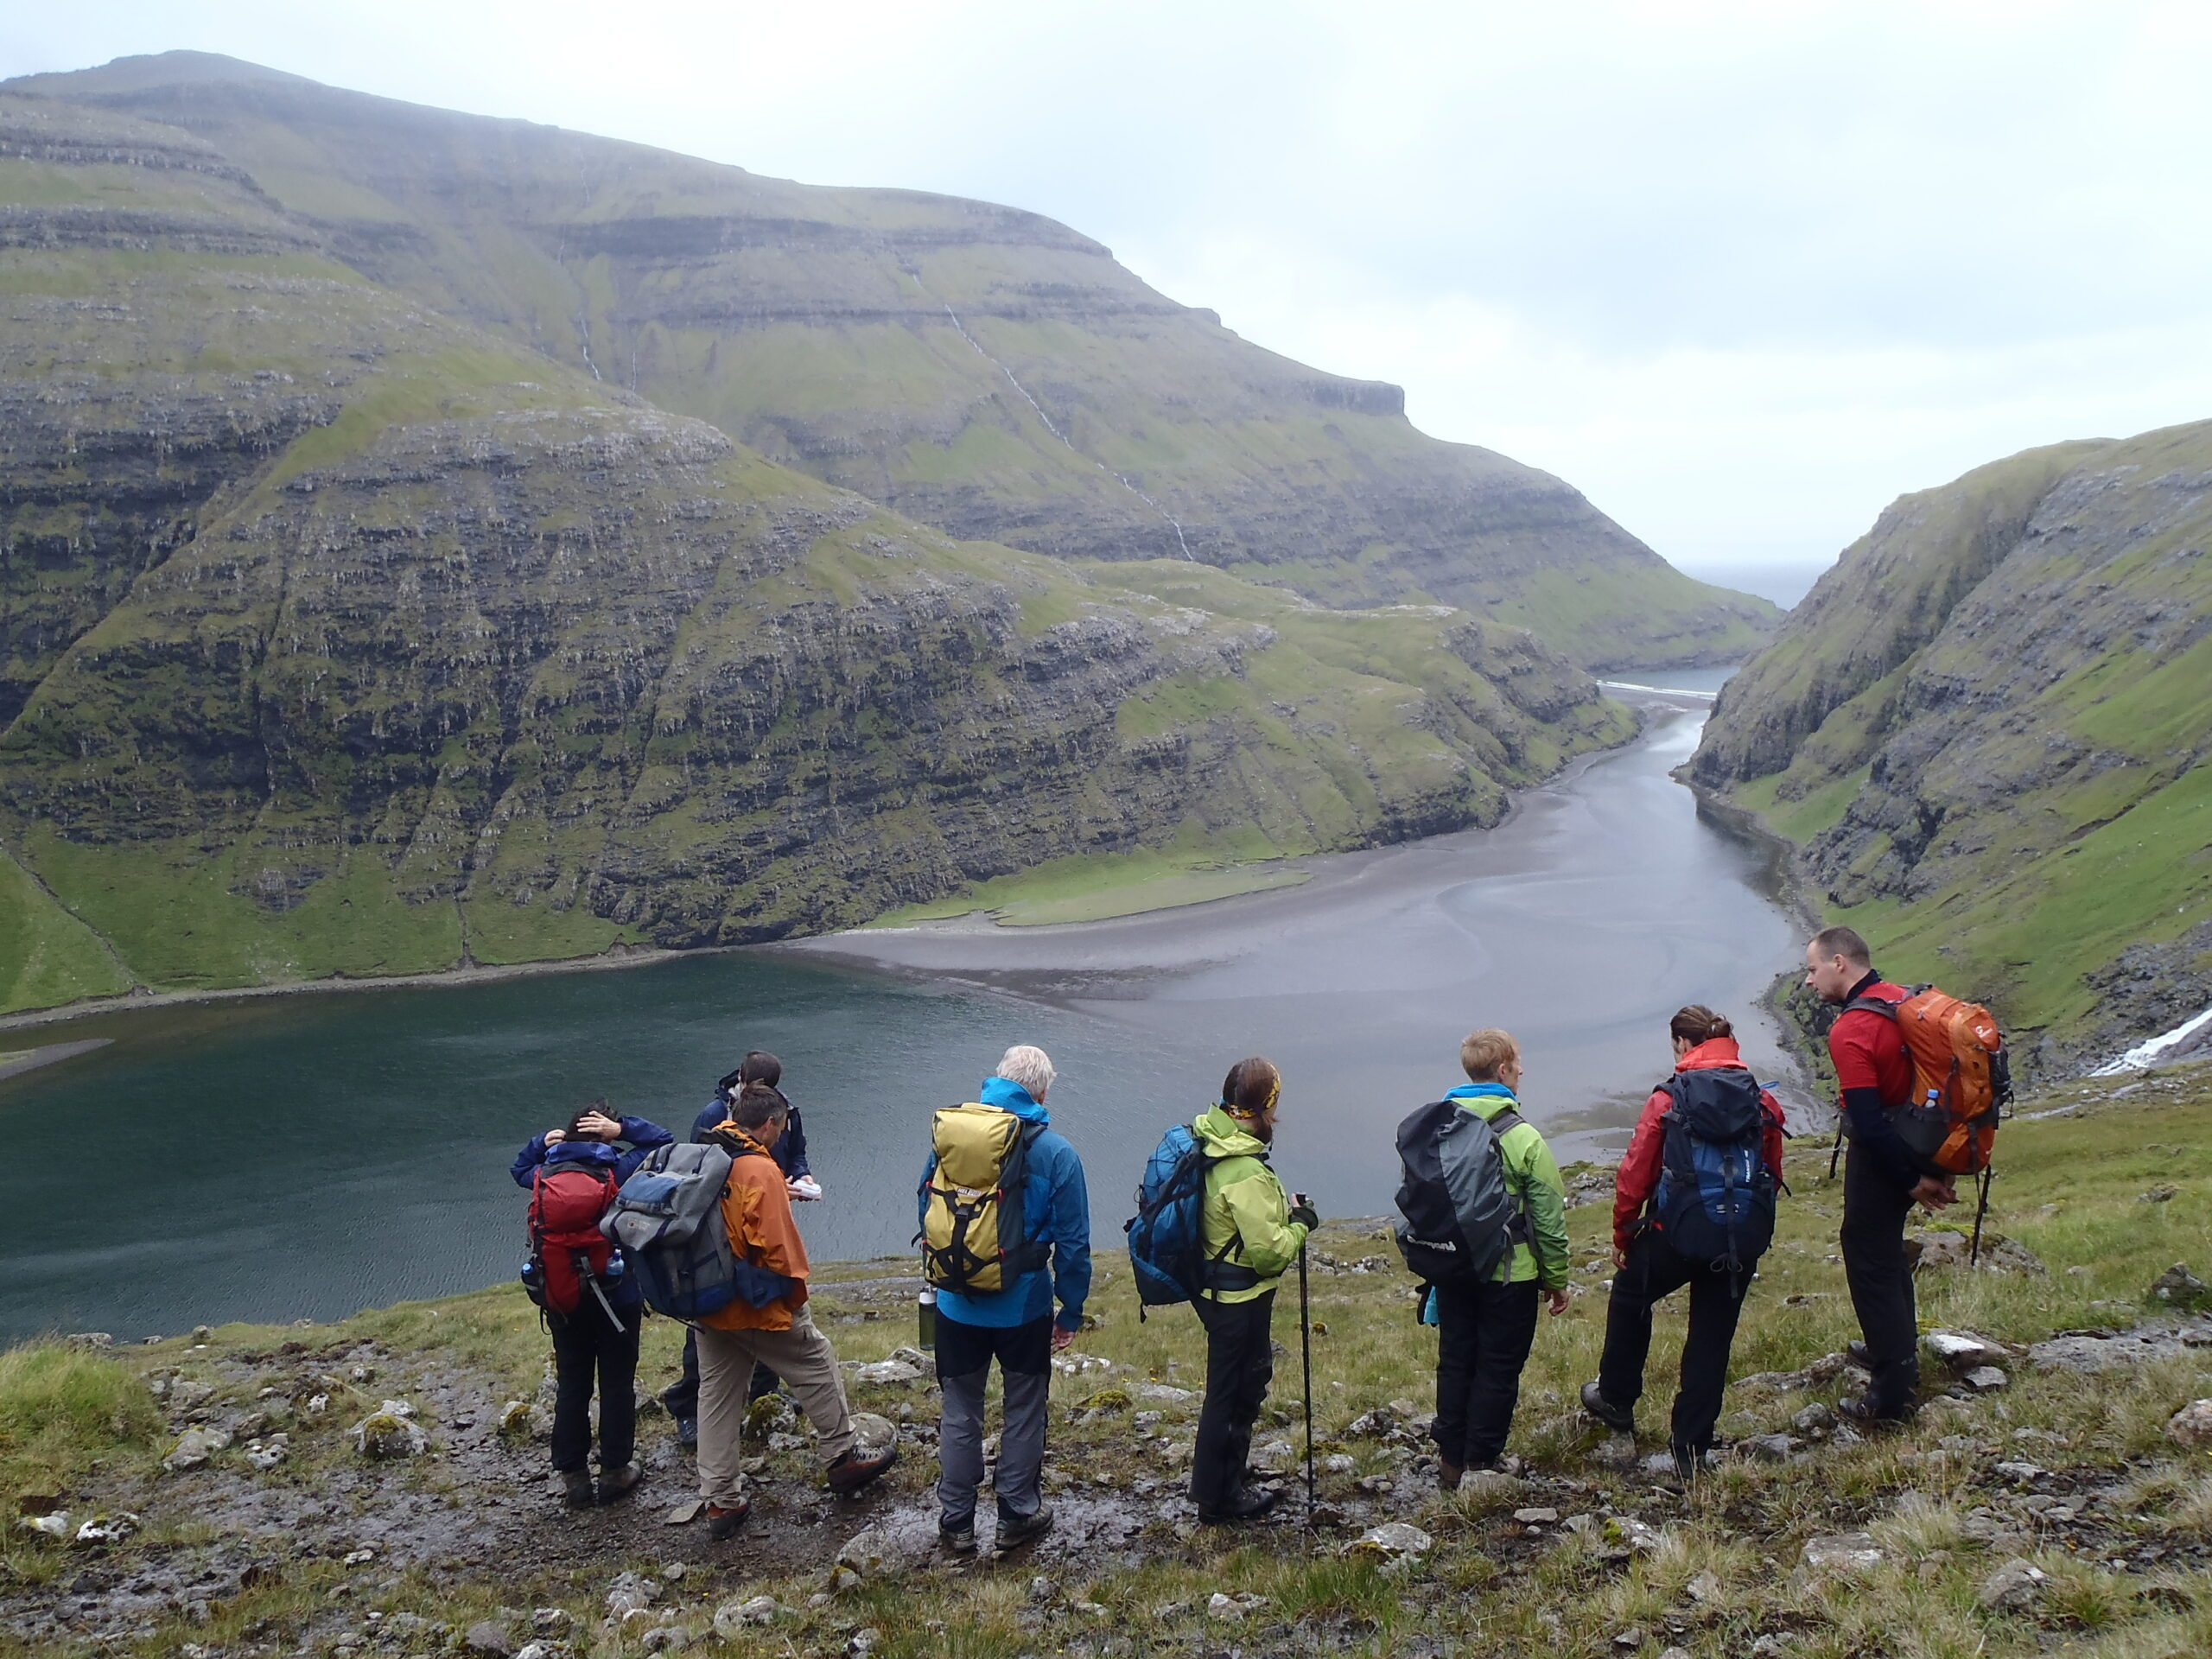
[1613,1037,1788,1257]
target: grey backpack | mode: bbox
[600,1142,741,1321]
[1392,1099,1530,1286]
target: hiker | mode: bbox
[511,1102,674,1505]
[1806,925,1955,1426]
[1580,1005,1785,1475]
[1421,1028,1571,1488]
[694,1081,894,1541]
[1188,1056,1319,1524]
[918,1044,1090,1554]
[664,1049,817,1445]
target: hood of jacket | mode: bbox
[1446,1082,1520,1119]
[978,1076,1048,1123]
[704,1122,779,1160]
[1675,1036,1749,1074]
[543,1139,623,1173]
[1192,1104,1268,1160]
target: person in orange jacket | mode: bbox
[1580,1006,1786,1476]
[694,1083,894,1540]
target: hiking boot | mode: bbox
[1581,1381,1636,1433]
[938,1518,977,1556]
[1847,1339,1872,1367]
[673,1415,698,1449]
[559,1467,594,1507]
[1669,1444,1706,1482]
[705,1499,750,1541]
[1836,1393,1915,1430]
[597,1462,641,1504]
[825,1441,898,1495]
[1197,1486,1278,1526]
[995,1503,1055,1549]
[1436,1461,1465,1494]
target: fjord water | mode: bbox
[0,688,1806,1341]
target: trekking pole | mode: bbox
[1296,1221,1316,1521]
[1968,1166,1993,1266]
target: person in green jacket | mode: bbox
[1432,1027,1572,1491]
[1188,1056,1319,1524]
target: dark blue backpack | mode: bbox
[1124,1123,1259,1317]
[1654,1071,1777,1274]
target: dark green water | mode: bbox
[0,690,1810,1342]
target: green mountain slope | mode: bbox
[3,51,1777,671]
[0,91,1628,1014]
[1692,423,2212,1071]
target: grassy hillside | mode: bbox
[7,1060,2212,1657]
[0,91,1629,1015]
[1693,424,2212,1073]
[3,52,1777,671]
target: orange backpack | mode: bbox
[1846,985,2012,1175]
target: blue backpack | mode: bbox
[1124,1123,1260,1317]
[1653,1071,1777,1275]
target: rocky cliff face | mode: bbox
[4,52,1776,671]
[0,89,1628,1013]
[1693,423,2212,1072]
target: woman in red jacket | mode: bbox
[1580,1006,1786,1478]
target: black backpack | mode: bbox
[1652,1070,1777,1274]
[1392,1099,1529,1287]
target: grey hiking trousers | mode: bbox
[935,1312,1052,1526]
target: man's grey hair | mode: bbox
[996,1044,1056,1100]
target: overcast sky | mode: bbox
[8,1,2209,601]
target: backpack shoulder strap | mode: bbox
[1842,995,1901,1019]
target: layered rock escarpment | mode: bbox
[1693,423,2212,1071]
[0,89,1629,1012]
[6,52,1775,670]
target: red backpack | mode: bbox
[525,1166,620,1321]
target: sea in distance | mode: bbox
[0,671,1814,1342]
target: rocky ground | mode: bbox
[7,1059,2212,1657]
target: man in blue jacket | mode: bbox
[664,1051,817,1445]
[512,1103,673,1505]
[918,1045,1090,1555]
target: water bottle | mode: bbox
[918,1287,938,1351]
[519,1259,543,1296]
[604,1250,626,1282]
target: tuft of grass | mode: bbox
[0,1339,164,1495]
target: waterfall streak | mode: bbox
[940,303,1194,560]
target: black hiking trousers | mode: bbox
[1840,1141,1921,1416]
[550,1301,641,1473]
[1432,1277,1541,1470]
[1191,1290,1277,1510]
[1596,1227,1749,1455]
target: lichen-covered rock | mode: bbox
[347,1405,428,1460]
[849,1360,923,1387]
[1977,1559,2049,1611]
[1799,1533,1883,1575]
[712,1597,779,1637]
[2164,1398,2212,1449]
[1345,1522,1432,1574]
[2151,1263,2211,1309]
[163,1427,232,1471]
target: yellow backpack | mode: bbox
[919,1105,1048,1294]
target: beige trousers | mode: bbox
[695,1310,856,1508]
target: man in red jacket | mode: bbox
[1806,925,1955,1425]
[1580,1006,1785,1475]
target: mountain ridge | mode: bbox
[4,51,1776,671]
[0,80,1634,1015]
[1693,420,2212,1073]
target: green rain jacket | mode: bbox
[1446,1084,1572,1291]
[1193,1105,1311,1305]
